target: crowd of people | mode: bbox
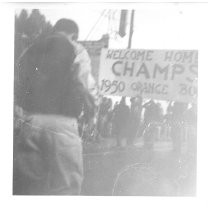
[79,96,197,153]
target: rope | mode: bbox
[85,9,107,40]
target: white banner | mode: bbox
[99,49,198,103]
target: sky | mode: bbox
[16,3,207,49]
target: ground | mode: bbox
[81,137,196,196]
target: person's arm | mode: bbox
[73,42,98,99]
[72,42,98,122]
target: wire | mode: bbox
[85,9,107,40]
[107,10,111,33]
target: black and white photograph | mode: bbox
[9,1,206,199]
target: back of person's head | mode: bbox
[53,18,79,40]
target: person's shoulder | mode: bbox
[45,33,69,44]
[44,34,76,61]
[74,42,85,49]
[25,34,73,55]
[74,42,89,56]
[47,34,75,50]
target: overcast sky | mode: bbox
[16,3,207,50]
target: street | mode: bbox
[81,138,196,196]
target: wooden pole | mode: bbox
[128,10,135,49]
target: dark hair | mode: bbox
[53,18,79,39]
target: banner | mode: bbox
[99,49,198,103]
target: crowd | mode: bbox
[79,96,197,153]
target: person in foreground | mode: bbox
[13,18,96,195]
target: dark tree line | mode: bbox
[15,9,53,60]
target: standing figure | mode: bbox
[112,97,130,147]
[169,102,188,156]
[126,97,143,146]
[13,19,96,195]
[142,100,163,148]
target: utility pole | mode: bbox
[119,10,128,38]
[128,10,135,49]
